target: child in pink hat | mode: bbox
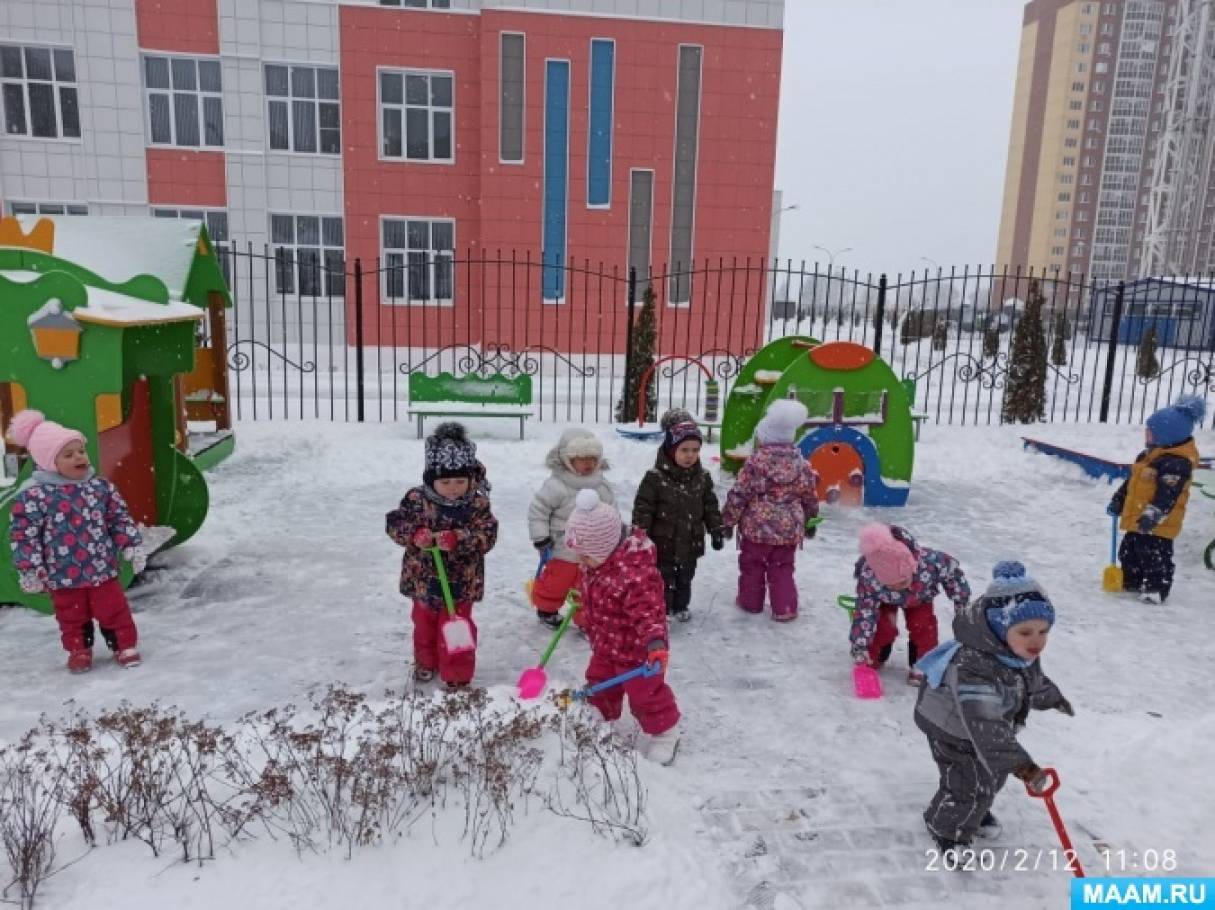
[852,523,970,684]
[6,410,145,673]
[565,489,681,765]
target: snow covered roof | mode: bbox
[13,215,204,300]
[0,269,202,326]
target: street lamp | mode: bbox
[810,245,853,271]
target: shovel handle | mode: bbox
[537,592,580,668]
[573,660,661,700]
[1110,514,1119,565]
[837,595,857,618]
[1025,768,1085,878]
[427,546,458,618]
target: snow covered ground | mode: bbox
[1,418,1213,910]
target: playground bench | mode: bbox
[407,371,532,440]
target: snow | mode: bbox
[1,268,203,324]
[16,215,201,299]
[1,418,1213,909]
[23,296,72,327]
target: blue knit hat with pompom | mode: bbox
[1146,395,1206,447]
[984,561,1055,642]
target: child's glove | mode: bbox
[18,572,46,594]
[435,530,458,552]
[1105,501,1121,518]
[851,647,875,668]
[721,525,734,540]
[1136,506,1163,534]
[1014,762,1050,794]
[533,537,553,551]
[410,528,434,549]
[1055,697,1075,717]
[710,529,724,551]
[804,525,817,540]
[123,547,147,574]
[646,641,669,674]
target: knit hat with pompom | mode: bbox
[6,410,86,473]
[755,398,808,445]
[563,488,623,561]
[424,422,478,484]
[983,560,1055,642]
[1146,395,1206,447]
[858,523,918,587]
[660,407,702,452]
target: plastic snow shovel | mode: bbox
[523,546,553,597]
[1102,514,1124,593]
[563,660,662,705]
[835,595,881,698]
[1024,768,1085,878]
[427,546,476,654]
[516,591,580,700]
[837,594,857,619]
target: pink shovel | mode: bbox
[838,595,882,699]
[428,547,476,654]
[517,592,580,699]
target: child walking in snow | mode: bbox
[852,523,970,684]
[565,489,681,764]
[1107,395,1205,604]
[386,422,498,687]
[528,428,614,628]
[631,409,723,622]
[913,562,1073,859]
[720,398,818,621]
[7,410,145,673]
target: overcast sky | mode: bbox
[774,0,1029,275]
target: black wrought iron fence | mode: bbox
[212,244,1215,429]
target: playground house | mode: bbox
[0,215,233,613]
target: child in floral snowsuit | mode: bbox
[721,399,819,621]
[7,410,145,673]
[386,422,498,687]
[852,523,970,684]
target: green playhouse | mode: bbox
[719,338,916,507]
[0,215,234,613]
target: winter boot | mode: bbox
[66,649,93,674]
[930,831,970,867]
[1138,591,1164,605]
[115,648,141,669]
[445,681,470,690]
[537,610,562,629]
[413,666,436,683]
[669,607,691,623]
[977,811,1002,839]
[645,726,681,765]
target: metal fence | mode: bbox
[213,244,1215,429]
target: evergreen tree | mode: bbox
[932,318,948,351]
[1050,311,1069,366]
[615,284,658,423]
[1136,326,1160,380]
[1000,280,1048,424]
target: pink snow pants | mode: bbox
[737,538,798,619]
[412,600,477,684]
[585,651,680,735]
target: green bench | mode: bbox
[407,372,533,440]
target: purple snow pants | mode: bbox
[737,538,798,619]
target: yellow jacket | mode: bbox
[1114,438,1199,540]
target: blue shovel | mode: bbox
[564,660,662,704]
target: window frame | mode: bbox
[264,62,341,156]
[5,200,88,215]
[498,31,525,165]
[376,66,456,165]
[0,42,81,142]
[376,0,451,7]
[379,215,456,307]
[586,37,615,209]
[141,53,225,149]
[269,212,346,298]
[150,206,230,283]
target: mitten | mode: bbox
[18,572,45,594]
[851,645,874,667]
[805,525,817,540]
[435,530,458,552]
[123,547,147,574]
[1105,501,1120,518]
[1055,697,1075,717]
[710,529,724,551]
[721,525,734,541]
[1014,762,1049,794]
[410,528,434,549]
[646,641,669,674]
[1136,506,1163,534]
[533,537,553,551]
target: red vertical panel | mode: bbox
[135,0,220,54]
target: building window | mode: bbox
[1067,118,1081,129]
[1058,192,1072,202]
[1065,137,1079,148]
[382,218,455,305]
[1052,246,1065,256]
[1062,156,1076,166]
[0,44,79,139]
[6,200,87,215]
[1098,42,1112,55]
[1060,174,1074,184]
[1093,80,1105,93]
[1078,43,1090,53]
[377,0,450,6]
[1077,210,1090,222]
[265,64,339,154]
[1079,192,1090,203]
[271,214,345,297]
[1090,100,1103,111]
[670,45,702,305]
[1072,81,1086,92]
[152,207,229,283]
[1077,62,1087,73]
[144,55,223,147]
[1079,23,1093,35]
[587,39,614,207]
[1095,61,1108,73]
[627,169,654,291]
[1055,228,1068,238]
[1070,100,1083,111]
[542,59,570,300]
[499,33,524,163]
[379,69,453,162]
[1088,118,1101,131]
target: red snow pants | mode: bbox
[867,602,939,667]
[412,600,477,684]
[585,651,680,735]
[530,558,587,628]
[51,578,138,653]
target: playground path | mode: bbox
[0,419,1213,909]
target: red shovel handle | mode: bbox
[1025,767,1085,878]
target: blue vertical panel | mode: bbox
[587,39,614,207]
[543,60,570,300]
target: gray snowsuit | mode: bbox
[913,600,1068,843]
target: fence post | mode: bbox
[622,267,637,422]
[873,273,888,356]
[1098,281,1125,423]
[354,257,366,423]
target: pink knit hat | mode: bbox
[6,410,86,472]
[564,488,623,562]
[858,523,918,586]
